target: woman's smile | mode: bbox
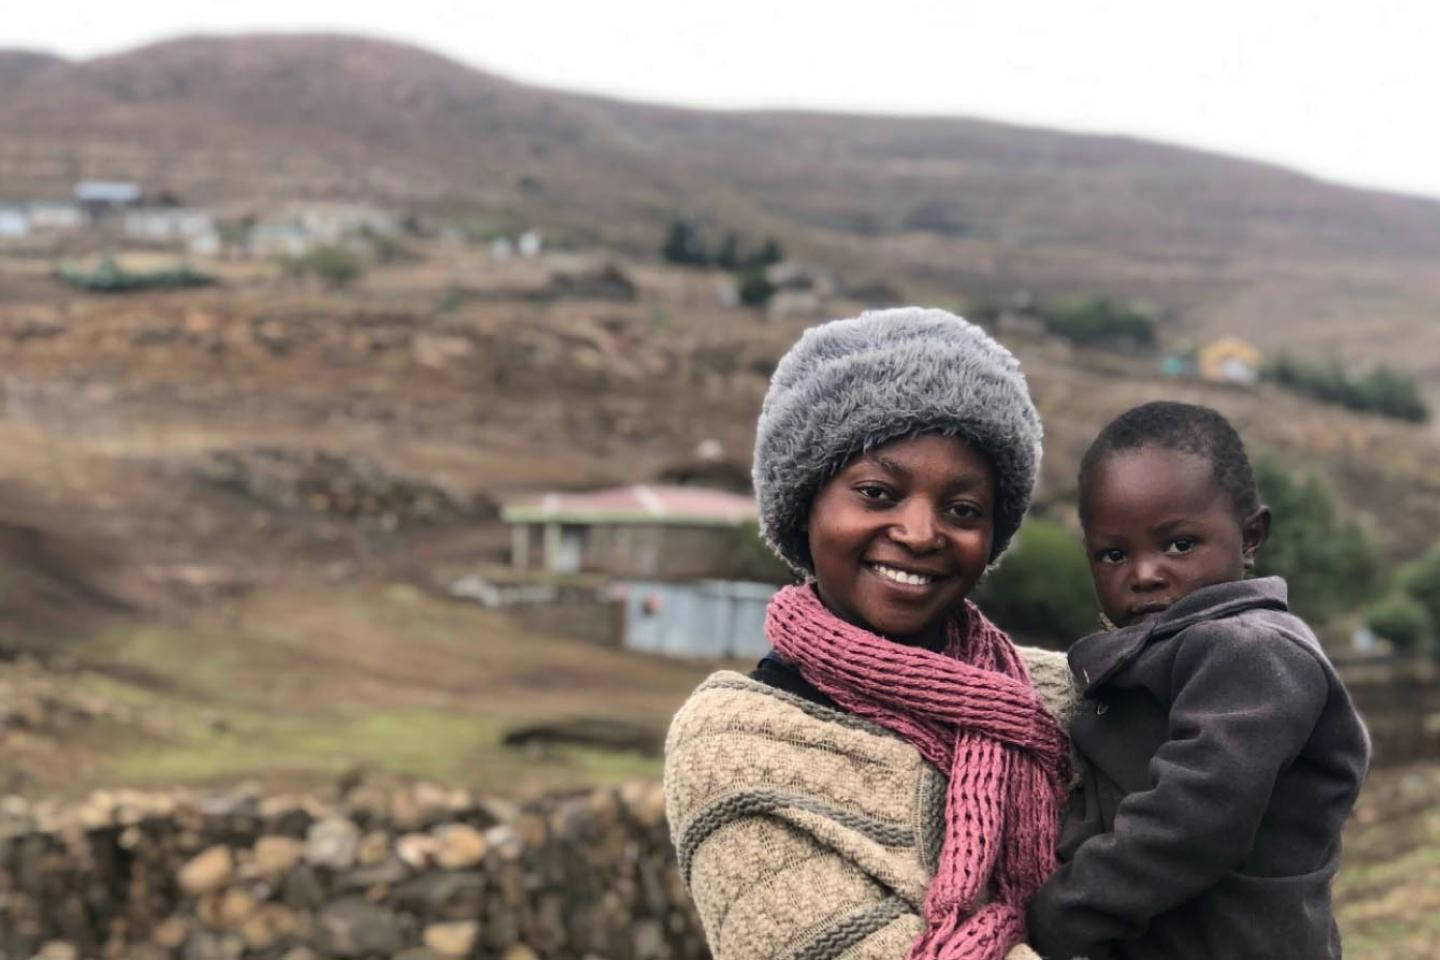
[807,433,996,648]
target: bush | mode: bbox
[973,517,1097,649]
[726,521,792,584]
[1264,354,1429,423]
[305,245,364,288]
[1397,543,1440,632]
[56,256,215,293]
[1252,459,1382,623]
[737,266,777,308]
[661,218,708,266]
[1038,297,1157,350]
[1366,591,1434,656]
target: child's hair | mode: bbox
[1078,401,1260,517]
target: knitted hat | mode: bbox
[753,306,1042,575]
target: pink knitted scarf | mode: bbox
[765,584,1069,960]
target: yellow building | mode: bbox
[1197,336,1261,385]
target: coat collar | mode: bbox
[1068,577,1289,696]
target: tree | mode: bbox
[715,232,741,270]
[303,245,365,289]
[1252,459,1382,624]
[745,236,784,268]
[1366,591,1435,656]
[973,517,1097,649]
[737,265,776,307]
[661,218,707,266]
[1397,543,1440,632]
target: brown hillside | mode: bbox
[2,34,1439,381]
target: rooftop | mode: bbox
[501,484,756,527]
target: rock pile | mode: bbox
[0,780,701,960]
[194,449,492,530]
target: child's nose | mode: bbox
[1132,556,1167,589]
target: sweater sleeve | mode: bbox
[665,674,935,960]
[1025,622,1328,959]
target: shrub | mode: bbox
[973,517,1096,649]
[726,521,792,584]
[737,266,776,307]
[298,245,365,289]
[1397,543,1440,631]
[661,218,708,266]
[1264,354,1429,423]
[746,236,785,269]
[1038,297,1157,350]
[1252,459,1382,623]
[1366,591,1435,656]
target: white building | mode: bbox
[74,180,142,205]
[123,208,216,243]
[28,202,85,231]
[0,207,30,238]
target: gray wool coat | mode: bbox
[1026,577,1370,960]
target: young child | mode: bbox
[1026,401,1370,960]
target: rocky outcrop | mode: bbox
[0,780,703,960]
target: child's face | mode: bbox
[1081,445,1269,628]
[807,433,995,648]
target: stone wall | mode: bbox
[0,781,705,960]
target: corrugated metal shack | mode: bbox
[620,579,777,660]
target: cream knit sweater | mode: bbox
[664,646,1079,960]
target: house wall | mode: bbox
[511,522,746,579]
[622,579,777,659]
[582,524,743,579]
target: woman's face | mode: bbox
[806,433,995,647]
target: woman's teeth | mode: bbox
[870,563,936,586]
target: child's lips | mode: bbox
[1129,601,1171,620]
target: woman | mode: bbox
[664,308,1078,960]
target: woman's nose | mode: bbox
[890,500,943,550]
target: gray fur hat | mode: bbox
[753,306,1042,575]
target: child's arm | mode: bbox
[1026,623,1328,959]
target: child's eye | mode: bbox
[1095,548,1125,564]
[1166,537,1196,554]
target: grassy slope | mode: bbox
[39,582,724,798]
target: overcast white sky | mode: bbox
[7,1,1440,200]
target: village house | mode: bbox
[27,201,85,231]
[501,484,757,579]
[282,202,400,243]
[0,206,29,239]
[1197,336,1262,385]
[248,221,310,258]
[123,207,216,244]
[74,180,142,220]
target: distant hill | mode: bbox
[2,33,1439,382]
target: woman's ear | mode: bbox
[1241,505,1271,569]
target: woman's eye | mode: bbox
[946,502,981,520]
[1167,537,1196,554]
[855,484,891,501]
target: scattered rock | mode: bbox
[395,832,438,869]
[423,920,480,957]
[35,941,78,960]
[179,845,234,896]
[317,897,404,957]
[252,834,305,877]
[305,817,360,870]
[431,823,487,869]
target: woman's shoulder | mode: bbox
[666,669,908,757]
[664,670,931,829]
[1015,645,1081,729]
